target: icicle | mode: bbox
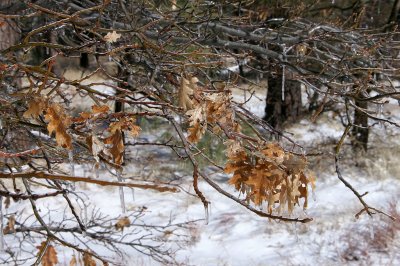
[131,188,135,202]
[68,150,75,190]
[0,196,4,251]
[282,45,287,102]
[117,169,126,213]
[293,222,299,242]
[377,103,384,128]
[204,204,209,225]
[312,189,316,202]
[68,150,75,176]
[94,164,100,179]
[369,216,375,240]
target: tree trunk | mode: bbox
[351,91,369,152]
[0,0,20,51]
[263,66,302,130]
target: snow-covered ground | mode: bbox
[2,77,399,266]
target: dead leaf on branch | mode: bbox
[73,105,110,123]
[178,76,199,111]
[45,103,73,149]
[23,96,48,119]
[3,215,15,234]
[186,104,207,143]
[83,252,97,266]
[69,255,77,266]
[104,129,124,165]
[185,90,240,143]
[225,142,315,215]
[76,105,141,165]
[37,242,58,266]
[92,105,110,114]
[115,216,130,231]
[108,117,141,137]
[89,135,105,164]
[104,31,121,43]
[103,117,141,165]
[4,196,10,208]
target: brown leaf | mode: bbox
[69,255,77,266]
[104,31,121,43]
[3,215,15,234]
[104,129,124,165]
[24,97,47,119]
[37,242,58,266]
[83,252,96,266]
[115,216,130,231]
[178,76,198,111]
[186,104,206,143]
[92,105,110,114]
[4,196,10,209]
[108,117,141,137]
[73,111,92,123]
[91,135,105,164]
[225,142,314,215]
[45,103,72,149]
[73,105,110,123]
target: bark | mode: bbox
[0,0,20,51]
[264,65,302,130]
[388,0,400,25]
[351,89,369,152]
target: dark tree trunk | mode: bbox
[388,0,400,25]
[80,53,89,69]
[263,67,302,130]
[0,0,20,51]
[351,91,369,152]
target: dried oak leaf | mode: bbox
[109,117,141,137]
[92,105,110,114]
[186,104,206,143]
[3,215,15,234]
[4,196,10,208]
[45,103,72,149]
[205,91,240,135]
[104,31,121,43]
[178,76,198,111]
[83,252,97,266]
[37,242,58,266]
[23,97,47,119]
[73,105,110,123]
[115,216,131,231]
[90,135,105,164]
[69,255,77,266]
[104,129,124,165]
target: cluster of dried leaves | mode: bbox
[24,96,72,149]
[178,73,314,215]
[179,75,240,143]
[225,141,315,214]
[37,241,100,266]
[24,98,140,166]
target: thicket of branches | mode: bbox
[1,0,400,264]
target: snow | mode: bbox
[2,81,400,266]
